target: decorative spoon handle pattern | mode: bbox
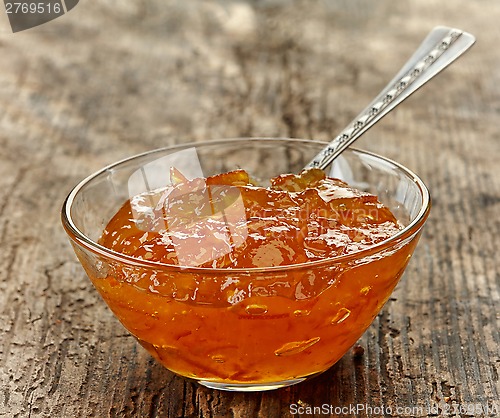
[305,26,475,170]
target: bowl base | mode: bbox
[197,377,308,392]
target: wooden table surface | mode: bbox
[1,1,499,417]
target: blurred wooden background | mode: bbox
[0,1,498,416]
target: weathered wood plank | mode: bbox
[0,1,498,417]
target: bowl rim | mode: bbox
[61,137,431,273]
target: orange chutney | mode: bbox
[94,168,416,384]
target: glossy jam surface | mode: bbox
[91,168,415,384]
[100,168,402,267]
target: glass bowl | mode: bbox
[61,138,430,392]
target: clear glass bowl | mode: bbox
[61,138,430,392]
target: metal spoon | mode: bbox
[305,26,476,170]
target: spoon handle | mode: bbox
[305,26,476,170]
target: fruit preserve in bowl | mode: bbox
[61,138,430,391]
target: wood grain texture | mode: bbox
[0,1,498,417]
